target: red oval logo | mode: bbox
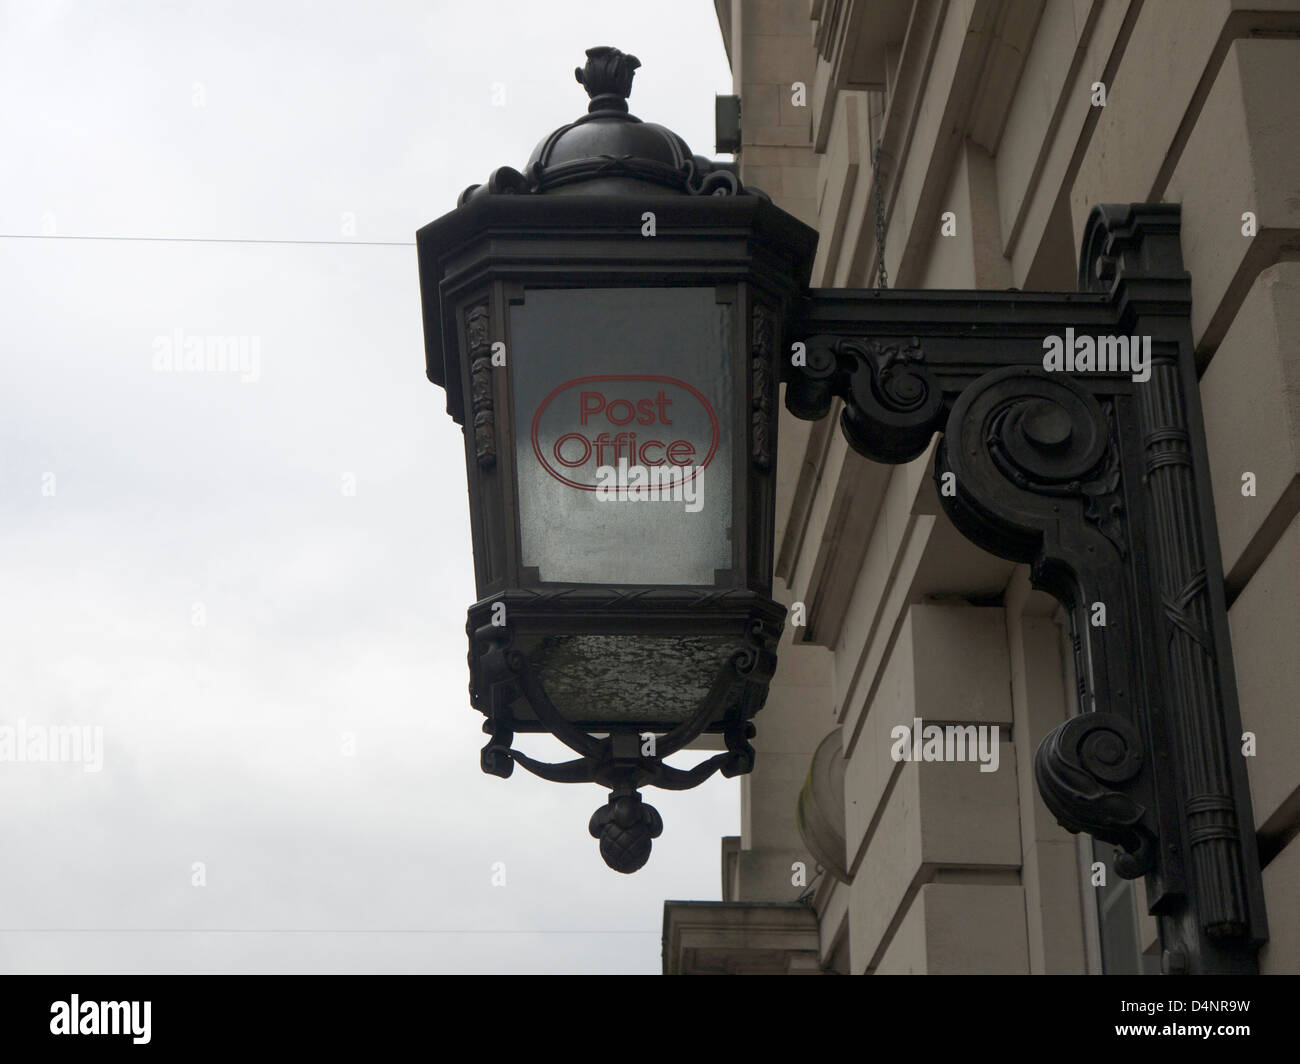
[530,374,720,491]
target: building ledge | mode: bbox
[662,901,825,974]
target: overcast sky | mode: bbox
[0,0,741,974]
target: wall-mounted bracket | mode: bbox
[783,203,1267,973]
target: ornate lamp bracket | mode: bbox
[783,203,1267,973]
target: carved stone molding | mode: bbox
[796,728,851,884]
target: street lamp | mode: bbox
[418,45,1267,973]
[417,47,816,872]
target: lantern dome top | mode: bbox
[458,46,757,203]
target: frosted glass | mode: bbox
[511,287,734,585]
[517,633,745,724]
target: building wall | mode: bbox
[710,0,1300,974]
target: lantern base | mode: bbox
[466,591,779,871]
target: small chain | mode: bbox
[872,142,888,289]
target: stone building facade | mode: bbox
[663,0,1299,975]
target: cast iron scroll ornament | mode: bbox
[839,336,942,463]
[783,204,1266,972]
[1035,712,1154,878]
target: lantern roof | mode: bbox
[417,45,819,426]
[457,46,755,202]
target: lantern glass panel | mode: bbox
[510,286,734,586]
[510,632,746,726]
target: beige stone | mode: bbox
[846,749,1021,968]
[1260,836,1300,975]
[741,81,780,128]
[875,884,1031,974]
[1001,0,1129,283]
[1069,0,1244,233]
[662,901,823,974]
[1165,38,1300,356]
[1201,262,1300,587]
[741,34,814,85]
[1228,509,1300,832]
[1005,568,1091,972]
[841,604,1013,860]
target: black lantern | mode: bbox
[417,47,817,871]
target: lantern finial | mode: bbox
[589,790,663,874]
[574,46,641,114]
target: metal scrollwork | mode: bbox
[467,601,781,873]
[839,336,943,463]
[779,203,1265,970]
[1035,713,1156,877]
[938,368,1118,564]
[934,367,1163,881]
[686,158,742,197]
[784,335,944,462]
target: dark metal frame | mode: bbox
[784,203,1266,974]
